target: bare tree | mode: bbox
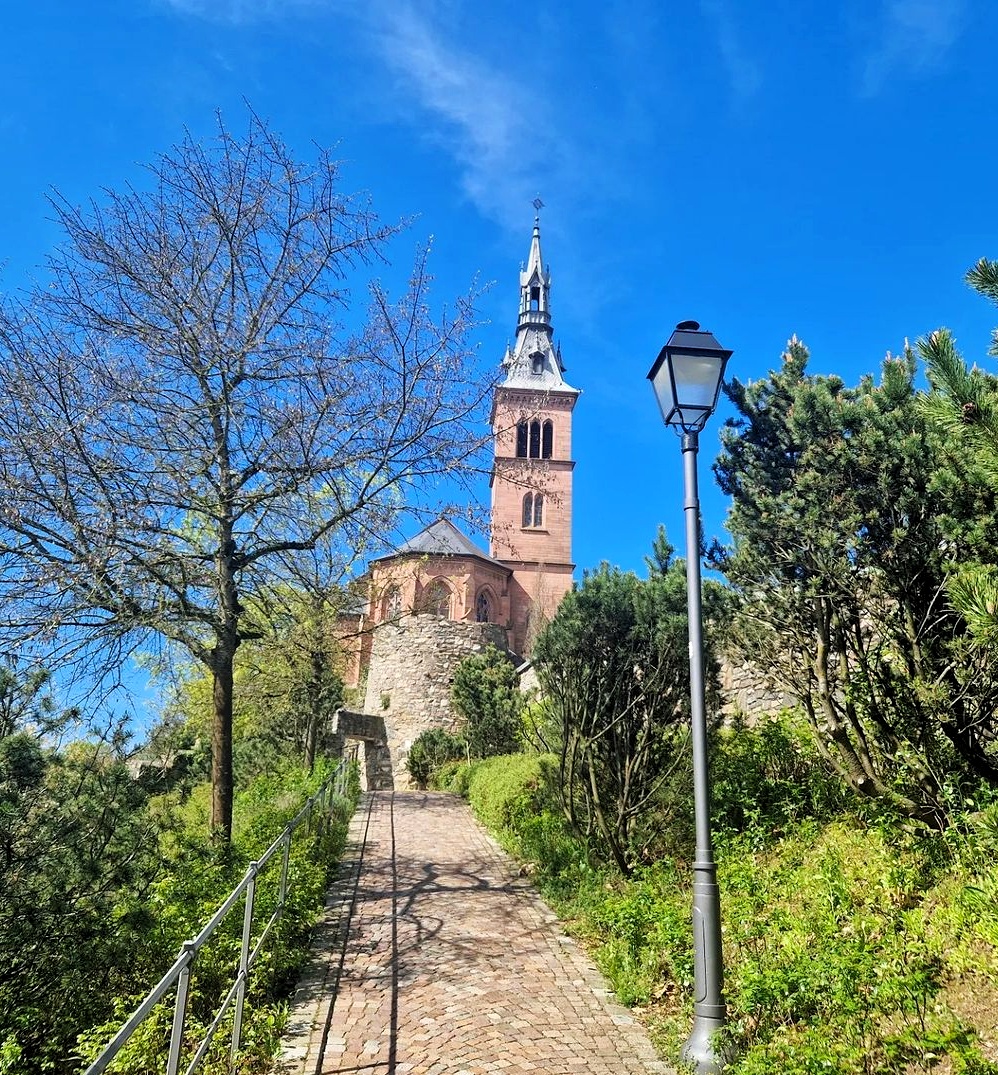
[0,113,492,841]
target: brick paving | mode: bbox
[278,791,672,1075]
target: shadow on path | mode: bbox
[280,791,672,1075]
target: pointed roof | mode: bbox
[520,218,548,291]
[499,211,579,395]
[370,517,510,571]
[397,517,487,557]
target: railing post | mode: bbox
[166,942,197,1075]
[316,782,327,836]
[278,834,292,919]
[230,865,258,1067]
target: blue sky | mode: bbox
[4,0,998,582]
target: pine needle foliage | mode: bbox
[714,338,998,817]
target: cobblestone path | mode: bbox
[278,791,672,1075]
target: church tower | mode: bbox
[490,211,579,655]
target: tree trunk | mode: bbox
[211,644,235,844]
[210,526,241,845]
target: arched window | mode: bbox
[516,421,528,458]
[475,590,493,623]
[530,285,540,311]
[522,493,544,529]
[542,420,553,459]
[382,586,402,621]
[530,352,544,375]
[529,420,541,458]
[423,580,451,618]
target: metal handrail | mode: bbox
[83,752,357,1075]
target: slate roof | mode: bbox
[338,591,370,617]
[499,335,580,393]
[370,517,510,570]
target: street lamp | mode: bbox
[647,320,732,1075]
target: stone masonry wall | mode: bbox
[331,711,394,791]
[719,655,795,720]
[362,614,510,788]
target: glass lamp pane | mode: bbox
[670,353,723,408]
[650,362,676,423]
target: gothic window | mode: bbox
[530,352,544,375]
[530,285,540,310]
[522,493,544,529]
[475,590,493,623]
[382,586,402,621]
[516,421,528,458]
[423,580,451,618]
[529,420,541,458]
[542,420,553,459]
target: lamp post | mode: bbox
[647,320,732,1075]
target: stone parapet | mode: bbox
[334,710,387,741]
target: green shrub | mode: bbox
[406,728,466,788]
[717,821,998,1074]
[74,762,357,1075]
[584,865,692,1007]
[521,697,559,753]
[451,645,524,758]
[465,753,558,832]
[711,710,851,842]
[514,809,591,884]
[431,758,475,794]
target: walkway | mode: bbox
[277,791,671,1075]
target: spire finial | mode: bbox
[532,196,544,223]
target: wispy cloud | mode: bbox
[699,0,763,101]
[861,0,965,96]
[157,0,557,231]
[368,4,557,231]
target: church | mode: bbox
[358,212,578,660]
[335,214,581,786]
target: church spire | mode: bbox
[500,204,578,394]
